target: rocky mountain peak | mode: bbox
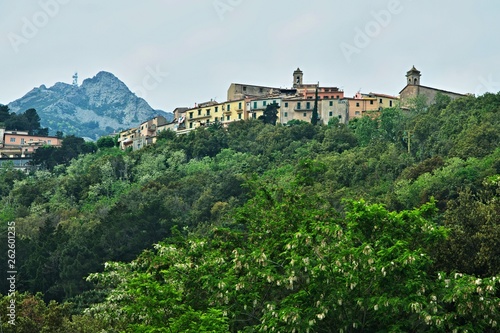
[7,72,172,140]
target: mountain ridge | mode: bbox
[7,71,172,140]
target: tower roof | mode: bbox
[406,65,421,76]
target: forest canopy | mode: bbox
[1,92,500,332]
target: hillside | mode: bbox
[7,71,172,139]
[1,92,500,332]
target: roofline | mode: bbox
[399,84,467,96]
[229,83,281,90]
[3,133,60,139]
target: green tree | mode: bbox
[259,102,280,125]
[0,104,10,123]
[311,86,319,125]
[96,136,115,149]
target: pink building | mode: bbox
[1,131,62,157]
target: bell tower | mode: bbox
[293,68,303,88]
[406,66,421,86]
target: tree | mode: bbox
[0,104,10,123]
[84,167,500,332]
[96,136,115,149]
[24,108,41,134]
[259,102,279,125]
[311,86,319,125]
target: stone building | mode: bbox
[399,66,466,109]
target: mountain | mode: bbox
[8,71,172,140]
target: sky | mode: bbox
[1,0,499,112]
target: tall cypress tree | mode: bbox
[311,85,319,125]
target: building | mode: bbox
[118,127,138,150]
[292,68,345,100]
[117,115,168,150]
[0,129,63,171]
[248,97,282,121]
[227,83,281,101]
[320,98,349,124]
[1,130,62,157]
[347,92,399,119]
[221,99,247,125]
[281,97,317,123]
[184,100,219,130]
[399,66,466,109]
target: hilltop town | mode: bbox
[118,66,466,150]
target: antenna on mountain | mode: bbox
[72,72,78,86]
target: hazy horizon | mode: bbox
[1,0,499,111]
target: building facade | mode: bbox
[1,131,62,157]
[399,66,466,109]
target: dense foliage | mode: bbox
[0,105,48,135]
[1,92,500,331]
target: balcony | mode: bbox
[193,113,211,119]
[294,107,313,111]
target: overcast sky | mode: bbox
[1,0,499,111]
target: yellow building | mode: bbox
[185,101,219,130]
[348,92,399,119]
[220,99,246,126]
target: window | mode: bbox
[198,109,202,116]
[356,102,360,107]
[284,112,288,117]
[238,102,242,109]
[243,86,247,92]
[189,122,193,128]
[253,102,257,109]
[284,102,288,107]
[21,138,25,144]
[10,138,15,143]
[390,100,393,107]
[306,102,311,109]
[379,98,383,103]
[30,139,33,142]
[252,113,256,119]
[303,113,307,117]
[297,102,301,110]
[215,106,218,112]
[48,140,51,144]
[189,112,193,119]
[259,88,263,93]
[227,104,231,111]
[206,109,210,116]
[206,119,210,124]
[370,100,374,105]
[273,100,276,104]
[329,111,333,117]
[336,96,339,99]
[329,101,333,106]
[355,111,360,115]
[226,115,230,121]
[238,113,242,119]
[263,101,267,106]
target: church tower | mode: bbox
[406,66,421,86]
[293,68,303,88]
